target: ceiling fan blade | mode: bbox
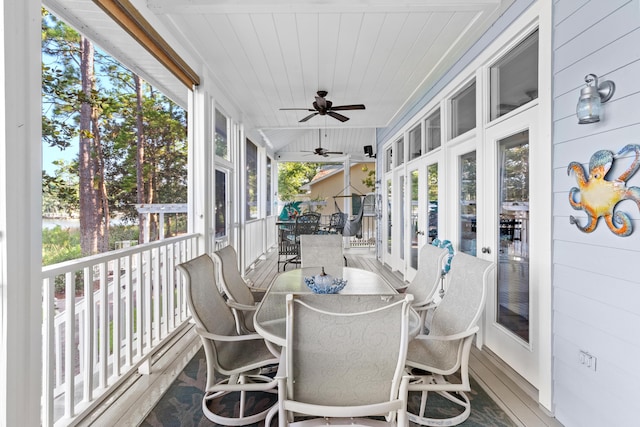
[327,111,349,122]
[299,112,319,122]
[324,151,344,155]
[280,108,315,111]
[330,104,366,111]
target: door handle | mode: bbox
[416,230,425,236]
[481,247,491,254]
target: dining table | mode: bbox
[254,266,421,347]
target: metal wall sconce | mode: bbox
[576,74,615,124]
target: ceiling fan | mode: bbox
[280,90,365,122]
[304,129,343,157]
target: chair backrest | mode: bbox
[212,245,256,331]
[299,234,344,268]
[294,212,321,235]
[284,294,413,410]
[176,254,239,371]
[329,212,347,232]
[406,244,449,305]
[414,252,494,372]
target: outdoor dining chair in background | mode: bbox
[212,245,265,334]
[299,234,347,269]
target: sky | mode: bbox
[43,142,77,175]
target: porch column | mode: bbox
[343,157,351,248]
[187,84,213,254]
[0,1,43,425]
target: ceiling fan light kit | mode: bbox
[280,90,366,123]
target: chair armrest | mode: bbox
[195,326,265,343]
[412,326,479,342]
[226,300,258,311]
[274,352,287,380]
[248,288,266,301]
[412,301,437,311]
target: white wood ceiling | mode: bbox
[45,0,513,160]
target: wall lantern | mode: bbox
[576,74,615,124]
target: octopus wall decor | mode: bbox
[567,144,640,236]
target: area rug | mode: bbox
[141,348,516,427]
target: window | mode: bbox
[245,139,258,220]
[396,137,405,166]
[425,109,441,152]
[451,81,476,139]
[215,169,227,237]
[490,30,538,120]
[215,109,229,160]
[385,146,393,172]
[408,125,422,160]
[266,157,273,216]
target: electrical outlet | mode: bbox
[579,350,597,372]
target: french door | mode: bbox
[482,107,539,388]
[405,158,440,281]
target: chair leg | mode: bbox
[202,374,277,426]
[407,375,472,426]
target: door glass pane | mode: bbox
[215,169,227,237]
[426,109,441,152]
[427,164,438,243]
[386,179,392,254]
[451,82,476,139]
[497,132,529,342]
[490,30,538,120]
[409,125,422,160]
[410,170,419,269]
[459,152,476,255]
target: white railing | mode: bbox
[41,233,200,427]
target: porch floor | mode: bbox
[82,246,563,427]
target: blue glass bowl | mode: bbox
[303,276,348,294]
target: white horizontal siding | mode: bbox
[552,0,640,426]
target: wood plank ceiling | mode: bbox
[45,0,513,160]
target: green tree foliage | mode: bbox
[277,162,321,201]
[42,8,188,257]
[42,160,79,217]
[361,164,376,192]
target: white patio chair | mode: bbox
[403,244,450,333]
[212,245,265,334]
[176,254,279,426]
[299,234,347,269]
[405,252,495,426]
[270,293,414,427]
